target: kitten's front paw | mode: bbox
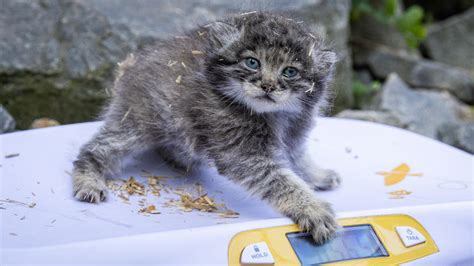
[309,169,341,191]
[295,201,339,244]
[73,173,108,203]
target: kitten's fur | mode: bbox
[72,12,341,243]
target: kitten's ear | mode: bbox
[206,21,241,51]
[311,49,337,77]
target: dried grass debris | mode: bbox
[122,176,146,196]
[139,204,160,215]
[106,174,239,219]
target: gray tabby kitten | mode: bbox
[72,12,341,243]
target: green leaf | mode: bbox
[384,0,398,17]
[395,5,426,48]
[351,0,377,21]
[397,6,424,29]
[352,80,368,97]
[350,0,427,48]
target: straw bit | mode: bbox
[139,204,160,215]
[191,50,204,55]
[167,60,178,67]
[106,174,239,219]
[163,183,239,217]
[388,189,412,199]
[122,176,146,196]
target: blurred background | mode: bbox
[0,0,473,153]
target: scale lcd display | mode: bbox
[287,225,388,265]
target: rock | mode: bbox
[372,73,471,139]
[351,15,411,52]
[424,7,474,70]
[31,118,61,129]
[438,122,474,154]
[354,45,474,104]
[336,110,404,128]
[0,0,353,128]
[0,105,15,133]
[0,0,134,129]
[353,69,374,85]
[350,0,422,56]
[403,0,474,21]
[84,0,353,112]
[0,1,133,77]
[338,76,474,154]
[58,2,135,78]
[0,1,61,75]
[352,70,381,109]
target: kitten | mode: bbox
[72,12,341,244]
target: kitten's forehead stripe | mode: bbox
[234,13,315,65]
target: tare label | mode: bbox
[396,226,426,247]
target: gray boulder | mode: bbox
[438,122,474,154]
[353,69,374,85]
[0,1,134,77]
[424,7,474,71]
[341,74,474,153]
[351,17,411,52]
[0,105,15,133]
[0,1,61,75]
[0,0,352,129]
[0,0,135,129]
[350,0,412,52]
[85,0,354,112]
[354,46,474,104]
[336,110,404,128]
[372,73,471,140]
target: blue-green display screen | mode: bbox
[287,225,388,265]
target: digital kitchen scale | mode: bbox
[1,118,472,265]
[229,215,438,265]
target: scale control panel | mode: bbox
[228,214,438,265]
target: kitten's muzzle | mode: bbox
[261,83,276,94]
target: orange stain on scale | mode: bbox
[388,189,412,199]
[377,163,423,186]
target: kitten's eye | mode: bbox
[244,57,261,70]
[282,67,299,78]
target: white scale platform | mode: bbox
[1,118,472,265]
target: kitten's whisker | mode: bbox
[215,92,240,109]
[240,11,257,16]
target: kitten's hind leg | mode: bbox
[156,145,203,174]
[305,167,341,191]
[291,149,341,191]
[156,147,188,172]
[73,125,142,203]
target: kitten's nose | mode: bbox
[261,83,275,93]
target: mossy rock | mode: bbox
[0,72,109,129]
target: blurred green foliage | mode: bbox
[352,79,381,109]
[351,0,427,48]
